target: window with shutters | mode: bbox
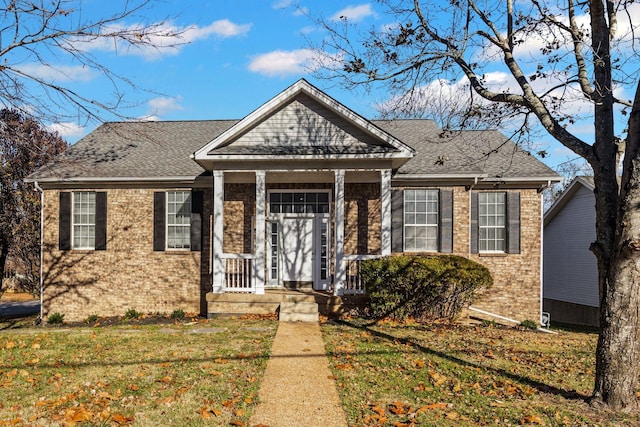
[403,189,439,252]
[479,192,506,252]
[72,192,96,249]
[167,191,191,250]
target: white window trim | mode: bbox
[72,191,96,250]
[166,190,191,251]
[478,192,506,253]
[403,189,439,252]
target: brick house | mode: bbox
[28,79,560,322]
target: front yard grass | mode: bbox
[322,319,639,426]
[0,317,276,426]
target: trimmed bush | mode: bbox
[124,308,141,320]
[47,312,65,325]
[361,254,492,322]
[171,308,185,319]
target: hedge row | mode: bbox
[360,254,492,322]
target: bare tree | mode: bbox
[311,0,640,411]
[0,0,185,124]
[0,109,66,297]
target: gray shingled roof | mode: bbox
[30,118,557,181]
[375,119,557,178]
[29,120,238,180]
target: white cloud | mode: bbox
[272,0,292,9]
[331,4,376,22]
[74,19,251,60]
[47,122,86,139]
[16,64,95,83]
[248,49,317,77]
[147,96,184,116]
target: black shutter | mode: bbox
[439,189,453,253]
[470,192,479,254]
[507,192,521,254]
[95,192,107,250]
[190,190,203,252]
[59,192,71,251]
[391,189,404,253]
[153,192,165,251]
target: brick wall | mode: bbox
[41,188,209,322]
[454,188,542,322]
[345,183,381,255]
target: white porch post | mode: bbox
[381,169,392,256]
[334,169,346,296]
[254,171,266,295]
[212,171,225,293]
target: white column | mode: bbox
[334,169,346,296]
[254,171,266,295]
[381,169,392,256]
[212,171,225,293]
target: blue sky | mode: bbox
[21,1,639,173]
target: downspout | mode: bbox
[33,181,44,324]
[539,191,544,327]
[467,176,479,259]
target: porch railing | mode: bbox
[343,254,380,294]
[222,253,256,293]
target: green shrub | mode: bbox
[361,254,492,322]
[171,308,185,319]
[124,308,141,320]
[519,319,538,330]
[86,314,99,323]
[47,312,65,325]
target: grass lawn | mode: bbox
[322,319,639,427]
[0,317,276,426]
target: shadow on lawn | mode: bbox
[332,318,588,403]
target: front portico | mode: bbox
[206,168,395,297]
[193,79,413,297]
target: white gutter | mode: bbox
[468,306,557,334]
[33,181,44,324]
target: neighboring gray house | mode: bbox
[543,176,599,326]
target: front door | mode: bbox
[281,217,315,287]
[266,190,331,290]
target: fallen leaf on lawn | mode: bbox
[428,370,446,387]
[522,414,545,425]
[127,384,138,391]
[32,343,41,349]
[230,421,246,427]
[233,408,245,417]
[414,359,425,368]
[209,370,222,376]
[446,411,459,419]
[370,403,386,417]
[156,376,172,383]
[110,413,134,425]
[416,403,448,413]
[388,401,410,415]
[214,358,228,364]
[5,341,16,349]
[199,401,222,419]
[335,363,353,370]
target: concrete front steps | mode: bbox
[206,289,368,322]
[279,298,319,322]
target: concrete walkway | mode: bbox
[250,322,348,427]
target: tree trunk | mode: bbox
[592,81,640,411]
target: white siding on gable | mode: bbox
[544,185,599,307]
[229,95,382,149]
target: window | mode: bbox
[269,191,330,214]
[167,191,191,250]
[403,189,439,251]
[73,192,96,249]
[478,192,506,252]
